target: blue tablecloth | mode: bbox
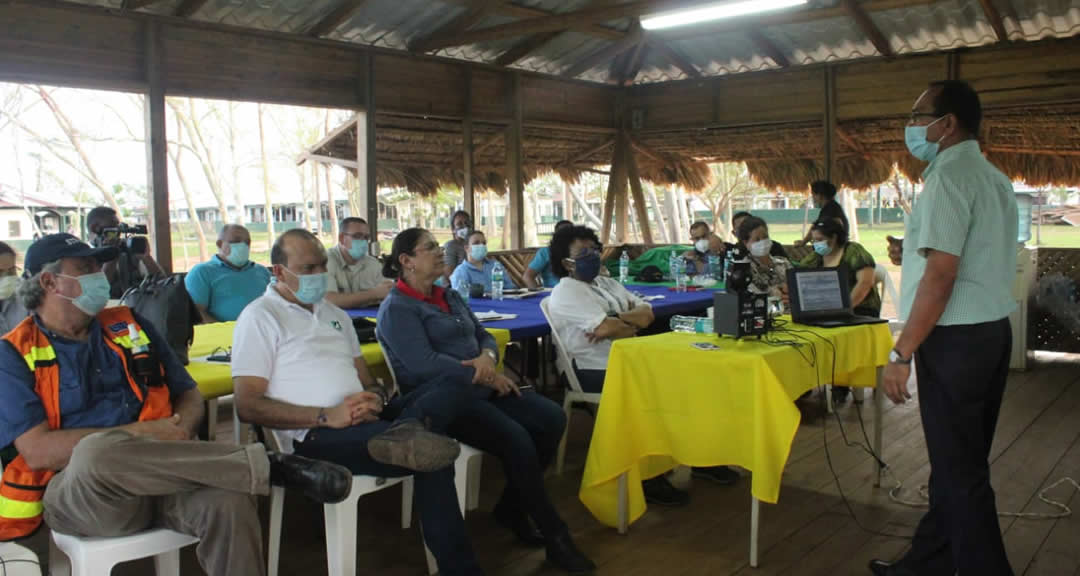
[345,285,718,341]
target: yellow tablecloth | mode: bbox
[186,321,511,400]
[578,319,893,528]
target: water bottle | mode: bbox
[619,250,630,284]
[491,262,505,301]
[707,253,720,280]
[675,257,687,293]
[453,277,469,301]
[670,315,713,334]
[723,251,732,286]
[668,251,678,282]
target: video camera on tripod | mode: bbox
[100,223,150,255]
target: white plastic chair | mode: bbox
[539,298,603,475]
[49,529,199,576]
[874,263,906,334]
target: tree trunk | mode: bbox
[485,189,497,240]
[501,193,510,250]
[257,103,275,253]
[170,98,229,224]
[663,187,678,243]
[167,115,209,265]
[563,179,575,223]
[568,182,603,228]
[311,160,322,237]
[646,185,669,243]
[228,102,245,225]
[325,111,340,241]
[524,188,539,247]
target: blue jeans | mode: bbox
[294,376,482,576]
[447,388,569,538]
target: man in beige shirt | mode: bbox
[325,218,392,309]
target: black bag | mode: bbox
[121,274,199,365]
[353,318,377,344]
[634,265,664,283]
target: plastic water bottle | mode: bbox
[491,262,505,301]
[675,257,687,292]
[668,251,678,282]
[707,253,720,280]
[619,250,630,283]
[453,277,469,301]
[670,315,713,334]
[723,251,732,286]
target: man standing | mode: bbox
[233,229,483,575]
[325,217,393,309]
[185,224,271,323]
[0,234,350,576]
[872,80,1018,576]
[795,181,849,246]
[86,206,164,298]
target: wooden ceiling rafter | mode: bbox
[174,0,211,19]
[495,31,563,66]
[621,41,649,85]
[120,0,161,10]
[307,0,370,37]
[648,40,701,79]
[840,0,895,57]
[562,26,645,79]
[745,29,789,68]
[976,0,1010,43]
[410,0,503,53]
[439,0,623,40]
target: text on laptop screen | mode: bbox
[796,270,845,312]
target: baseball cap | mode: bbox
[24,234,119,276]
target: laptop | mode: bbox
[786,267,888,328]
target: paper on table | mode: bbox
[641,295,666,302]
[474,310,519,321]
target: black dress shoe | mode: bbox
[869,559,918,576]
[268,452,351,504]
[545,530,596,574]
[642,476,690,507]
[493,501,545,547]
[691,466,740,486]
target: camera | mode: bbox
[714,244,770,338]
[101,223,149,255]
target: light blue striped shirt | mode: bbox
[900,140,1018,326]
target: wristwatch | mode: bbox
[889,348,912,365]
[483,349,497,362]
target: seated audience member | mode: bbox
[682,220,727,275]
[86,206,164,299]
[442,210,472,285]
[377,228,595,574]
[0,234,349,576]
[730,211,787,258]
[185,224,270,323]
[325,217,393,308]
[450,231,518,295]
[524,220,574,289]
[546,226,739,504]
[232,229,481,575]
[796,218,881,404]
[736,216,792,302]
[795,180,849,247]
[0,242,27,334]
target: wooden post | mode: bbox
[823,67,837,183]
[462,67,475,218]
[357,53,377,237]
[602,135,628,244]
[143,21,172,273]
[623,134,653,244]
[506,72,525,249]
[564,179,575,223]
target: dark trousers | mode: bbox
[899,317,1013,576]
[448,388,569,537]
[294,376,482,576]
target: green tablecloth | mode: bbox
[606,245,692,277]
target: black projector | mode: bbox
[713,291,770,338]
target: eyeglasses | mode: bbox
[908,111,940,124]
[414,241,440,253]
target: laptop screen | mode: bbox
[795,270,845,313]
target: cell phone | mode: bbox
[691,342,720,351]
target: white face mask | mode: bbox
[0,276,16,300]
[749,239,773,258]
[694,239,710,253]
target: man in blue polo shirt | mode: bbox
[450,230,517,294]
[185,224,271,323]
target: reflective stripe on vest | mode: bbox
[21,345,57,372]
[0,497,42,520]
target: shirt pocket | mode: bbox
[57,365,89,417]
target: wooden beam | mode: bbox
[601,136,626,243]
[985,147,1080,157]
[495,31,562,67]
[976,0,1009,43]
[563,27,644,79]
[746,29,789,68]
[174,0,210,18]
[623,134,653,244]
[300,154,359,170]
[617,25,648,85]
[474,132,504,155]
[840,0,894,58]
[562,137,615,166]
[463,67,475,216]
[824,67,837,182]
[506,72,525,249]
[143,22,172,273]
[410,0,503,52]
[357,53,378,235]
[440,0,623,40]
[122,0,163,9]
[648,40,701,79]
[307,0,369,37]
[423,0,686,51]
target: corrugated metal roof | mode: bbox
[65,0,1080,85]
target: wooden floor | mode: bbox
[21,355,1080,576]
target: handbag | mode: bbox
[121,274,199,365]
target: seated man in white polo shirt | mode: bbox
[325,217,393,309]
[232,229,485,575]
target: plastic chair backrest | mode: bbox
[374,329,400,390]
[874,263,900,311]
[539,298,586,394]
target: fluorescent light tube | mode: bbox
[641,0,809,30]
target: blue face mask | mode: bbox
[347,238,369,260]
[226,243,250,267]
[58,271,111,316]
[572,251,602,283]
[813,240,832,257]
[905,116,944,163]
[283,268,328,305]
[470,244,488,261]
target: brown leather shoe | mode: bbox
[367,419,460,472]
